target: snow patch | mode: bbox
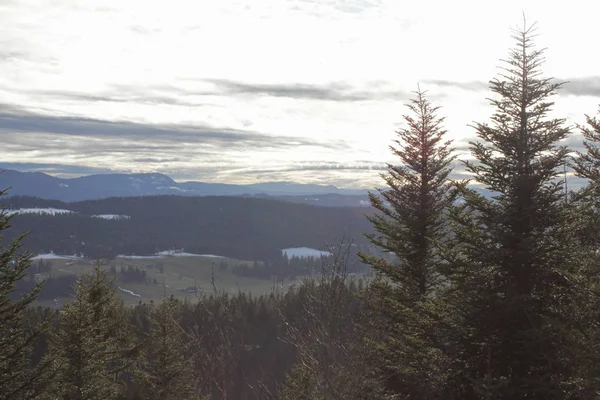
[118,287,141,297]
[92,214,131,220]
[156,250,225,258]
[282,247,332,259]
[118,251,226,259]
[157,186,188,192]
[31,253,81,260]
[6,208,73,216]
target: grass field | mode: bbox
[34,255,289,307]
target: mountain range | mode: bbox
[0,169,371,205]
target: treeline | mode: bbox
[14,261,151,302]
[4,22,600,400]
[13,253,373,303]
[9,253,367,399]
[231,248,370,280]
[3,195,373,261]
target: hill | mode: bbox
[3,195,375,261]
[0,169,369,203]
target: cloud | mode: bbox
[422,79,489,92]
[228,161,389,175]
[0,162,117,176]
[131,157,182,164]
[560,77,600,97]
[204,79,408,102]
[424,76,600,100]
[0,105,344,151]
[29,89,209,108]
[5,79,410,113]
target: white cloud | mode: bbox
[0,0,599,187]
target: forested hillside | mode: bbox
[3,195,374,260]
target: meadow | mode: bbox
[33,254,290,307]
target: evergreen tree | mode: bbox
[136,295,199,400]
[0,189,52,400]
[573,108,600,185]
[361,88,455,301]
[572,107,600,246]
[45,263,138,400]
[570,107,600,395]
[443,21,594,398]
[359,89,455,398]
[279,242,385,400]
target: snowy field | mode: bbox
[118,287,141,297]
[5,210,133,221]
[31,253,81,260]
[118,250,225,259]
[6,208,73,216]
[92,214,131,220]
[282,247,332,258]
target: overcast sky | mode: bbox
[1,0,599,188]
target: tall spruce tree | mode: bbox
[136,295,199,400]
[443,21,594,398]
[570,107,600,394]
[45,263,138,400]
[360,88,455,300]
[572,108,600,247]
[0,189,52,400]
[359,89,455,398]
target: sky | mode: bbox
[0,0,599,189]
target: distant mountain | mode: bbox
[0,169,369,203]
[254,193,371,207]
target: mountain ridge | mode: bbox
[0,169,369,202]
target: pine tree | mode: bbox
[45,263,138,400]
[0,189,52,400]
[136,295,199,400]
[573,108,600,185]
[572,108,600,248]
[359,90,455,397]
[279,242,385,400]
[570,107,600,395]
[443,21,594,398]
[361,88,455,301]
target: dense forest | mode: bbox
[2,195,374,260]
[4,23,600,399]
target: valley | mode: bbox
[29,254,289,307]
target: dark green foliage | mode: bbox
[0,189,52,400]
[570,107,600,396]
[359,89,456,398]
[44,263,139,400]
[278,243,385,400]
[136,296,199,400]
[571,108,600,246]
[361,89,454,300]
[573,108,600,183]
[443,22,595,398]
[3,195,373,261]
